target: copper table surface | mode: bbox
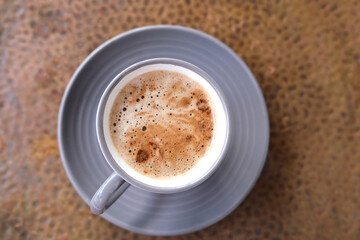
[1,0,359,239]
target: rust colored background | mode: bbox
[1,0,360,239]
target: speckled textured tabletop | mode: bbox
[1,0,359,239]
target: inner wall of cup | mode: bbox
[103,63,227,189]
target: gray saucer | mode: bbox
[58,25,269,236]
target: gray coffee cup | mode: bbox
[90,58,230,215]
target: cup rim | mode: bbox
[96,58,230,193]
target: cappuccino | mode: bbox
[109,70,215,178]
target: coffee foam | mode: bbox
[109,70,214,178]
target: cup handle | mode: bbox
[90,172,130,215]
